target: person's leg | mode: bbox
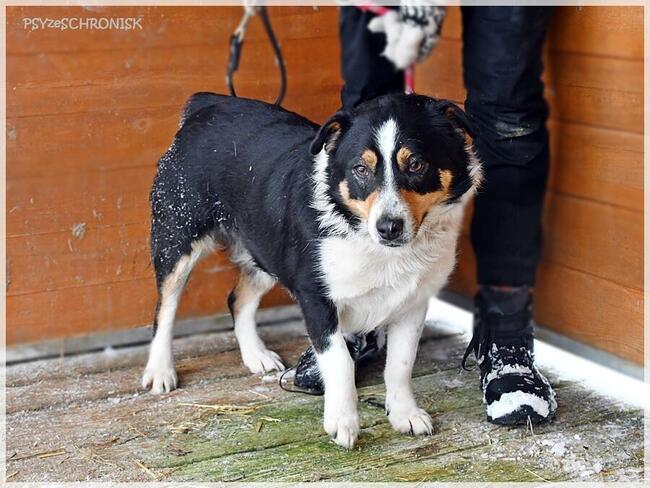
[464,6,551,286]
[339,6,404,109]
[461,6,556,424]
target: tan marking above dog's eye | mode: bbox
[397,147,427,174]
[396,147,413,170]
[360,149,378,171]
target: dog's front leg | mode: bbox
[384,304,433,436]
[318,330,359,448]
[298,291,359,449]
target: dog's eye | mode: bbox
[353,164,370,178]
[407,157,426,174]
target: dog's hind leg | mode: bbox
[143,238,212,393]
[229,269,285,374]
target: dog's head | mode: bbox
[310,94,482,247]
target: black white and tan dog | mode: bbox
[142,92,482,448]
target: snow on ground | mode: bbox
[425,296,648,410]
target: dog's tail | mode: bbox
[179,92,226,128]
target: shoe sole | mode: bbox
[488,404,555,426]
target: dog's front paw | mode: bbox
[324,409,360,449]
[142,360,177,394]
[387,406,433,436]
[241,346,285,374]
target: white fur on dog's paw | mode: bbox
[142,360,177,394]
[324,410,360,449]
[241,346,285,374]
[388,407,434,436]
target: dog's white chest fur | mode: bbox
[319,212,462,334]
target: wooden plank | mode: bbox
[8,222,153,296]
[8,37,338,87]
[7,106,178,180]
[167,400,639,482]
[7,224,247,297]
[549,6,643,59]
[5,305,301,364]
[8,37,342,119]
[548,121,643,212]
[7,73,340,123]
[542,194,642,290]
[7,6,339,55]
[535,263,644,364]
[7,166,153,237]
[7,269,292,344]
[7,275,218,343]
[6,95,337,182]
[545,52,643,133]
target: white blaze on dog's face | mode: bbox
[310,94,481,246]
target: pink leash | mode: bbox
[355,3,415,94]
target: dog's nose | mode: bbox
[376,217,404,241]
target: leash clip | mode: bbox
[233,4,256,43]
[227,5,256,98]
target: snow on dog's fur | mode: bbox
[142,92,482,448]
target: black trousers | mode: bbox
[340,6,553,286]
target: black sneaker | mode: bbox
[293,330,384,394]
[462,286,557,425]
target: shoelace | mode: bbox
[461,307,534,371]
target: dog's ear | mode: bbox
[431,100,477,140]
[310,111,351,155]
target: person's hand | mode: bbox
[368,5,446,71]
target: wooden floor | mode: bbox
[6,313,644,482]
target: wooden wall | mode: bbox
[6,7,643,364]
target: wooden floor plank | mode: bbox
[6,321,642,482]
[157,374,639,482]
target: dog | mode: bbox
[142,92,482,448]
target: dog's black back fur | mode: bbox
[151,95,324,302]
